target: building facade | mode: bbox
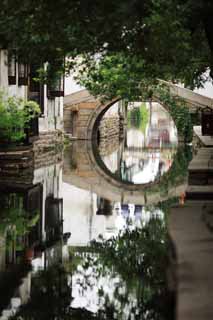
[0,49,63,139]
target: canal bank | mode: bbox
[168,126,213,320]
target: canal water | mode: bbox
[0,102,191,319]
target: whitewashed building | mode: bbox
[0,49,63,138]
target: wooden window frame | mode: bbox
[28,65,44,115]
[18,62,29,86]
[47,76,64,99]
[8,52,16,85]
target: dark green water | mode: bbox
[0,105,192,320]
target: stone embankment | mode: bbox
[0,131,63,174]
[0,148,34,185]
[169,126,213,320]
[33,131,63,169]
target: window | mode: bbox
[18,63,29,86]
[8,52,16,85]
[29,65,40,92]
[28,65,44,114]
[47,59,65,98]
[47,76,64,98]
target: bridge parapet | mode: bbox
[159,80,213,110]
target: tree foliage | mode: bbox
[146,145,192,196]
[0,0,212,87]
[155,85,193,141]
[128,103,149,133]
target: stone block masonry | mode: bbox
[0,130,63,174]
[99,135,120,157]
[98,115,124,156]
[99,116,123,139]
[33,131,63,169]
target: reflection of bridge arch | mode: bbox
[63,142,186,205]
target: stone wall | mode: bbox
[99,135,121,157]
[64,109,72,134]
[33,130,63,151]
[64,100,99,139]
[99,116,124,139]
[33,131,63,169]
[98,116,124,156]
[0,131,63,176]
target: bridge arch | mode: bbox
[85,95,181,193]
[86,97,121,140]
[64,83,200,197]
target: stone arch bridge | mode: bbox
[64,81,213,140]
[62,82,213,203]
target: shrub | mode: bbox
[155,85,193,142]
[0,92,40,144]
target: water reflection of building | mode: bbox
[63,169,165,246]
[115,203,164,226]
[63,183,118,246]
[0,160,63,273]
[0,159,67,319]
[0,243,70,320]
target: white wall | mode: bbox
[0,49,63,133]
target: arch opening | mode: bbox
[88,99,180,189]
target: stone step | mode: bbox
[189,164,213,171]
[188,148,213,181]
[197,147,213,152]
[0,149,33,158]
[186,185,213,200]
[188,171,213,185]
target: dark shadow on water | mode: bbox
[6,213,177,320]
[0,146,180,319]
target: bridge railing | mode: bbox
[158,80,213,110]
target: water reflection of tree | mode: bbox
[10,217,175,320]
[70,216,175,320]
[0,193,40,256]
[100,219,173,319]
[11,265,71,320]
